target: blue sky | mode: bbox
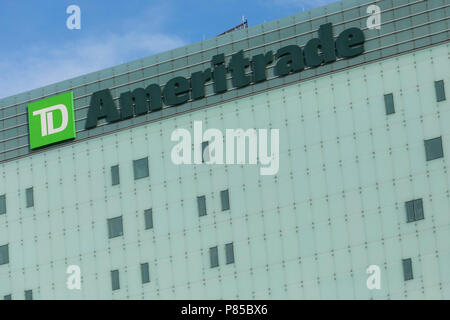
[0,0,338,99]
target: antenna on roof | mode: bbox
[218,17,248,36]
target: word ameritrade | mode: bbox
[85,23,365,129]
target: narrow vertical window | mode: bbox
[384,93,395,115]
[202,141,210,163]
[210,246,219,268]
[111,270,120,291]
[402,258,413,281]
[133,157,149,180]
[107,216,123,239]
[225,242,235,264]
[0,194,6,215]
[197,196,207,217]
[435,80,446,102]
[111,165,120,186]
[405,200,415,223]
[424,137,444,161]
[0,244,9,265]
[24,290,33,300]
[144,209,153,230]
[405,199,424,223]
[221,189,230,211]
[26,187,34,208]
[141,263,150,284]
[413,199,424,220]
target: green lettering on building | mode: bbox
[85,23,365,129]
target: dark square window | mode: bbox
[24,290,33,300]
[402,258,413,281]
[225,242,235,264]
[0,194,5,215]
[405,199,424,222]
[384,93,395,115]
[111,270,120,291]
[141,263,150,284]
[26,187,34,208]
[107,216,123,239]
[3,294,11,300]
[197,196,207,217]
[221,190,230,211]
[111,165,120,186]
[210,246,219,268]
[435,80,446,102]
[0,244,9,265]
[144,209,153,230]
[133,157,149,180]
[424,137,443,161]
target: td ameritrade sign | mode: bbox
[85,23,365,130]
[25,23,366,150]
[28,91,76,149]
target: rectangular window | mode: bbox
[384,93,395,115]
[111,165,120,186]
[225,242,235,264]
[0,194,5,215]
[141,263,150,284]
[133,157,149,180]
[405,199,424,223]
[26,187,34,208]
[405,200,415,223]
[144,209,153,230]
[435,80,446,102]
[111,270,120,291]
[3,295,11,300]
[0,244,9,265]
[221,189,230,211]
[197,196,207,217]
[413,199,424,220]
[24,290,33,300]
[210,246,219,268]
[107,216,123,239]
[425,137,444,161]
[402,258,413,281]
[202,141,210,163]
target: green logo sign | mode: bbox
[28,91,76,149]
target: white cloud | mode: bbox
[0,2,186,99]
[0,31,186,99]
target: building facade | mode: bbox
[0,0,449,299]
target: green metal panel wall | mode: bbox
[0,0,449,163]
[0,42,449,299]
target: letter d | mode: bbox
[47,104,69,135]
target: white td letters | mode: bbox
[33,104,69,137]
